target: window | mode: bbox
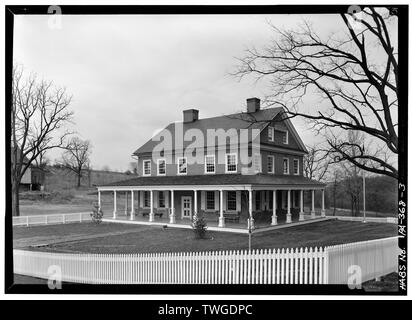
[267,155,275,174]
[256,191,261,211]
[178,157,187,175]
[282,130,289,144]
[268,126,275,142]
[158,191,165,208]
[227,191,237,211]
[143,191,150,207]
[205,155,215,174]
[206,191,215,210]
[293,159,299,175]
[157,159,166,175]
[283,158,289,174]
[226,153,237,173]
[143,160,151,176]
[254,154,262,173]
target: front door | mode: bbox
[181,196,192,219]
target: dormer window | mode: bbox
[268,126,275,142]
[282,130,289,144]
[143,160,151,176]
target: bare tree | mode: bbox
[11,66,73,216]
[234,7,398,179]
[303,145,330,181]
[61,137,92,188]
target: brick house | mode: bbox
[97,98,326,229]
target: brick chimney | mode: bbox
[246,97,260,113]
[183,109,199,123]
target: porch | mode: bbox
[97,174,327,233]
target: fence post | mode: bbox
[323,247,329,284]
[26,216,29,227]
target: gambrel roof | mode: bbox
[133,107,307,155]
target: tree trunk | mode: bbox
[77,173,81,188]
[12,179,20,217]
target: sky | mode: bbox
[14,13,353,171]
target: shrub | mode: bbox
[91,203,103,224]
[192,214,208,239]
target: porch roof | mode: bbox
[98,174,325,189]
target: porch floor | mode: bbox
[103,212,334,234]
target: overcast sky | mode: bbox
[14,14,346,171]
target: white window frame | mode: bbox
[267,155,275,174]
[143,160,151,176]
[204,155,215,174]
[293,159,299,175]
[268,126,275,142]
[225,153,238,173]
[254,153,262,173]
[177,157,187,175]
[283,158,289,175]
[157,159,166,176]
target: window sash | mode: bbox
[283,159,289,174]
[205,155,215,173]
[178,157,187,174]
[206,191,215,210]
[268,155,275,174]
[254,154,262,173]
[144,191,150,207]
[227,191,237,211]
[158,159,166,175]
[293,159,299,175]
[143,160,151,175]
[226,154,237,172]
[158,191,165,208]
[268,126,274,141]
[282,131,289,144]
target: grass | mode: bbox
[13,220,397,254]
[362,272,399,292]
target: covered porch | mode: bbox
[97,175,327,232]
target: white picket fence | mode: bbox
[13,236,398,285]
[327,236,399,284]
[13,213,92,227]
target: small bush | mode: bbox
[91,203,103,224]
[192,214,208,239]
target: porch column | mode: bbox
[311,190,316,218]
[218,190,225,228]
[170,190,175,224]
[97,190,101,210]
[149,190,154,222]
[124,192,128,215]
[113,190,117,219]
[130,190,135,220]
[271,190,277,225]
[299,190,305,221]
[286,189,292,223]
[248,189,254,230]
[194,190,198,219]
[321,189,326,217]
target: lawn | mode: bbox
[13,220,397,254]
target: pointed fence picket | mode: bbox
[13,236,398,285]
